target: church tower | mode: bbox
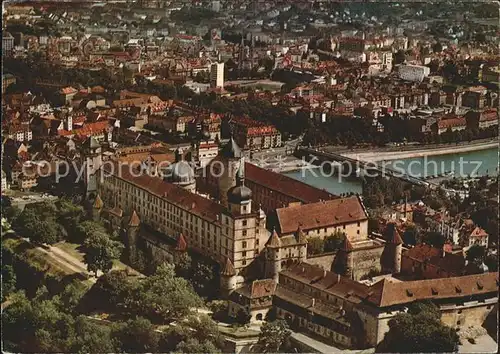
[227,158,252,215]
[218,137,242,207]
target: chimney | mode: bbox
[323,269,327,278]
[311,298,315,307]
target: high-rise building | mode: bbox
[210,62,224,89]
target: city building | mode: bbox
[210,62,225,89]
[230,116,282,150]
[398,64,431,82]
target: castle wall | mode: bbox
[305,252,336,270]
[352,245,384,280]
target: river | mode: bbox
[283,147,499,195]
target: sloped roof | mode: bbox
[367,272,499,307]
[221,257,236,276]
[277,196,367,235]
[128,210,140,227]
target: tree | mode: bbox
[83,232,124,276]
[466,245,486,268]
[377,301,459,353]
[324,231,345,252]
[257,320,291,353]
[190,258,218,298]
[159,314,223,352]
[235,307,251,325]
[86,270,138,312]
[2,265,17,301]
[56,199,84,235]
[422,231,445,248]
[307,237,324,255]
[13,207,60,245]
[72,316,118,354]
[113,317,160,353]
[138,263,203,322]
[75,220,108,243]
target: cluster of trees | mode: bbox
[307,231,347,256]
[6,200,124,278]
[377,301,459,353]
[302,112,498,148]
[2,278,222,353]
[363,177,412,209]
[170,7,216,25]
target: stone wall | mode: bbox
[305,252,336,270]
[305,244,384,281]
[352,245,384,281]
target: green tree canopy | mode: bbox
[377,301,459,353]
[257,319,291,353]
[83,232,124,276]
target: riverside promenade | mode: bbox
[339,140,498,163]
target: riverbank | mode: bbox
[341,141,498,163]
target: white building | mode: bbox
[398,64,430,82]
[210,62,224,89]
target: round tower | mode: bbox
[220,257,237,296]
[265,229,282,283]
[381,223,403,274]
[127,210,140,264]
[332,236,354,279]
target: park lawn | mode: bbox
[54,241,85,262]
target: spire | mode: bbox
[128,210,140,227]
[296,225,307,244]
[174,148,183,162]
[236,157,245,185]
[176,233,187,251]
[385,223,403,245]
[93,194,103,209]
[221,257,236,276]
[268,229,281,248]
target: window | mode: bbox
[242,260,247,265]
[242,241,247,248]
[357,221,360,227]
[343,225,346,229]
[242,251,247,257]
[242,220,247,226]
[242,230,247,236]
[357,230,360,235]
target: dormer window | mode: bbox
[406,289,413,297]
[477,281,483,290]
[431,287,438,295]
[455,286,462,294]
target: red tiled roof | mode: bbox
[103,162,225,223]
[250,279,277,298]
[438,117,466,129]
[128,210,140,227]
[367,272,498,307]
[470,226,488,238]
[245,162,337,205]
[276,196,367,235]
[60,86,77,95]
